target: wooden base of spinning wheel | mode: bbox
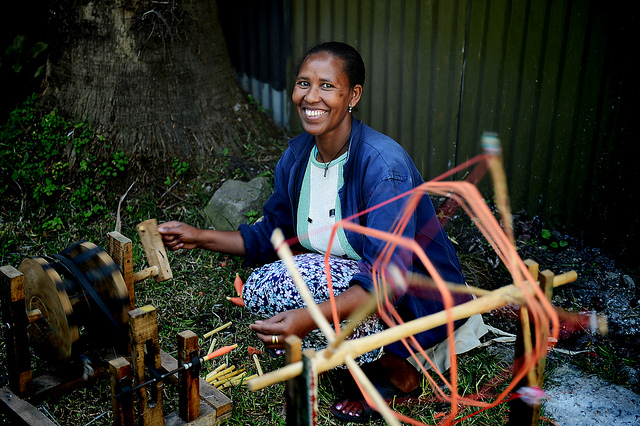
[0,223,232,425]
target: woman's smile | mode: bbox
[303,108,327,118]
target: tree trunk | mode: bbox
[44,0,277,165]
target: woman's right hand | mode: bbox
[157,221,201,250]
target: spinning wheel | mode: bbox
[18,241,130,362]
[0,221,197,426]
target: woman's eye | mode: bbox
[296,81,309,87]
[321,83,333,89]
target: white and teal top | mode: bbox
[296,145,361,260]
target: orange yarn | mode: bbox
[284,150,561,425]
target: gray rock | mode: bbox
[203,177,271,231]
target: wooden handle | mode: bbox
[132,265,159,284]
[136,219,173,282]
[26,309,43,324]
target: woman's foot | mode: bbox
[330,352,421,422]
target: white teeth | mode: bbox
[305,109,326,117]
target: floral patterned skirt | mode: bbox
[242,253,384,365]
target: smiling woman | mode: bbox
[158,41,477,423]
[292,50,362,160]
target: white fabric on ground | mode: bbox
[407,313,489,373]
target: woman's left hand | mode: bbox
[249,309,315,349]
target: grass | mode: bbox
[0,96,595,425]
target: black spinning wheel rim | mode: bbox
[19,241,130,362]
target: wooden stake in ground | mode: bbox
[286,336,302,426]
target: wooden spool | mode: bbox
[18,241,130,362]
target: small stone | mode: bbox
[621,366,640,385]
[623,275,635,290]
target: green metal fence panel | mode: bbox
[279,0,633,257]
[290,0,468,180]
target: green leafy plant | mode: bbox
[244,209,260,225]
[172,157,189,176]
[0,95,129,231]
[101,149,129,177]
[540,228,569,250]
[247,93,265,113]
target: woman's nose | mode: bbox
[304,85,320,103]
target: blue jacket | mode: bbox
[239,118,469,356]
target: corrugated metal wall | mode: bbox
[218,0,292,127]
[289,0,469,181]
[218,0,636,260]
[456,0,611,228]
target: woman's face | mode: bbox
[292,52,362,140]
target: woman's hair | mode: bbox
[296,41,365,88]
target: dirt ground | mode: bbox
[444,208,640,424]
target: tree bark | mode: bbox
[44,0,277,165]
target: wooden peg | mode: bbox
[508,260,554,426]
[109,357,135,426]
[1,265,32,396]
[285,335,303,426]
[128,305,164,425]
[108,231,135,309]
[178,330,200,422]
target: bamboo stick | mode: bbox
[219,374,258,389]
[325,292,378,357]
[325,265,401,357]
[240,374,258,384]
[519,307,537,386]
[483,132,515,245]
[212,368,246,385]
[214,370,252,387]
[210,368,238,383]
[205,364,227,381]
[206,366,236,383]
[406,273,492,297]
[344,356,401,426]
[204,321,232,338]
[253,354,263,376]
[521,261,539,387]
[248,271,577,391]
[207,338,217,355]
